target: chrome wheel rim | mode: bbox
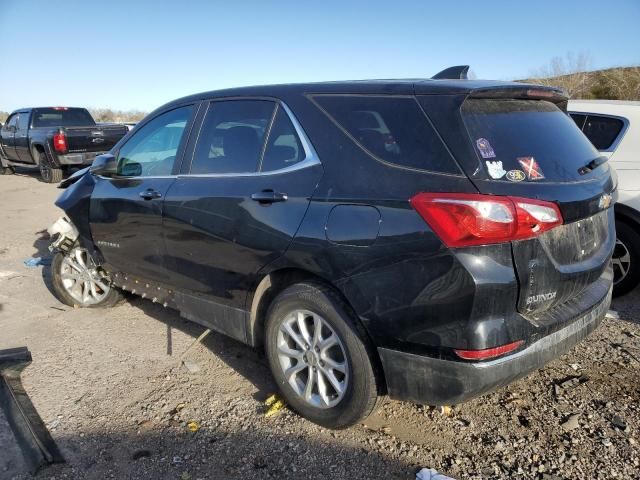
[59,247,110,305]
[612,238,631,286]
[276,309,349,409]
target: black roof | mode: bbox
[163,78,565,110]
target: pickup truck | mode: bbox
[0,107,128,182]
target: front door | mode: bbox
[0,114,18,161]
[162,100,322,311]
[90,104,196,283]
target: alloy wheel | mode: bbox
[612,238,631,286]
[276,309,349,409]
[59,247,111,305]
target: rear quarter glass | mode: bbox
[462,99,601,182]
[311,95,461,174]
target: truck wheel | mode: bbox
[33,148,63,183]
[39,162,63,183]
[50,247,123,308]
[264,282,382,429]
[612,220,640,297]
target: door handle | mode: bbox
[251,190,288,204]
[139,189,162,200]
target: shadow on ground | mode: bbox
[30,428,417,480]
[130,297,277,403]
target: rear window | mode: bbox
[462,99,601,182]
[313,95,460,174]
[582,115,625,150]
[32,108,95,127]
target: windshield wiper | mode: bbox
[578,155,608,175]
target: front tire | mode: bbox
[265,282,381,429]
[50,247,123,308]
[613,220,640,297]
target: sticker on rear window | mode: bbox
[506,170,526,182]
[476,138,496,159]
[518,156,545,180]
[485,161,506,179]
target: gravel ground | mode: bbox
[0,171,639,479]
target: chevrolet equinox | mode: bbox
[47,67,616,428]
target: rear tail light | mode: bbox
[410,192,562,247]
[454,340,524,360]
[53,132,67,154]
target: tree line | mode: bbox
[524,52,640,100]
[0,108,148,124]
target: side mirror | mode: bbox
[119,162,142,177]
[90,153,118,176]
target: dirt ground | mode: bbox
[0,170,639,480]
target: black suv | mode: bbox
[48,69,616,428]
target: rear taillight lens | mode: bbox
[410,193,562,247]
[53,132,67,153]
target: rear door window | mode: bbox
[582,115,625,150]
[260,105,305,172]
[462,99,601,182]
[190,100,275,174]
[312,95,460,174]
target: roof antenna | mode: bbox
[432,65,470,80]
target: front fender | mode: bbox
[54,171,97,255]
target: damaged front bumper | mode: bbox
[47,217,79,253]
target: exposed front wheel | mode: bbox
[612,220,640,297]
[265,282,382,428]
[50,247,123,308]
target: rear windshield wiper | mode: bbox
[578,155,608,175]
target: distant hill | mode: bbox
[522,66,640,100]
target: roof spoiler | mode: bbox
[432,65,469,80]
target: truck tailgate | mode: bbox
[64,125,128,153]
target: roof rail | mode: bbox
[432,65,470,80]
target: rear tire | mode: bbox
[50,247,123,308]
[264,282,381,429]
[34,148,63,183]
[613,220,640,297]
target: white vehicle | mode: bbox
[569,100,640,296]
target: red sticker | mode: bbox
[518,157,545,180]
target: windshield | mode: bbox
[462,99,600,182]
[32,108,96,127]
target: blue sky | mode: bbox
[1,0,638,113]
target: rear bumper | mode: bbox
[56,151,102,166]
[378,287,611,405]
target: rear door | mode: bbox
[15,111,32,162]
[421,94,615,320]
[0,114,18,161]
[90,104,196,282]
[162,99,322,312]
